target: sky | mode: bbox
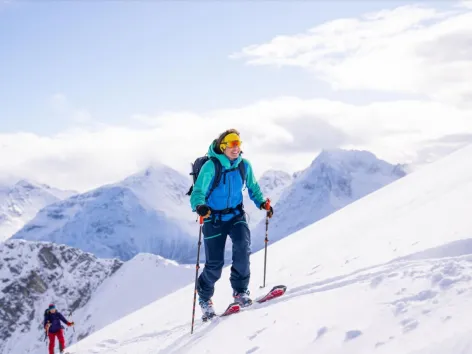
[1,0,472,192]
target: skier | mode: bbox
[43,303,74,354]
[190,128,274,319]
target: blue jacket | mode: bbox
[190,141,266,221]
[44,311,68,333]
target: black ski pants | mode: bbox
[197,213,251,302]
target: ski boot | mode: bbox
[199,298,216,321]
[233,289,253,308]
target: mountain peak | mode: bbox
[258,169,292,188]
[121,162,189,188]
[0,180,75,242]
[307,148,407,178]
[316,148,376,162]
[11,161,197,263]
[250,148,407,251]
[14,179,39,189]
[258,169,293,200]
[141,161,172,176]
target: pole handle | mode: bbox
[261,198,270,288]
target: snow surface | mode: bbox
[0,179,76,242]
[62,143,472,354]
[0,240,193,354]
[250,148,406,252]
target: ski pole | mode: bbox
[261,199,271,288]
[191,215,204,334]
[68,309,75,333]
[44,324,49,347]
[68,309,77,352]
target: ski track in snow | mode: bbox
[71,241,472,354]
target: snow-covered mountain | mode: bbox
[0,179,76,242]
[10,163,201,263]
[64,142,472,354]
[243,169,292,227]
[0,239,122,354]
[250,148,407,252]
[0,240,194,354]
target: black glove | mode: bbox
[260,200,274,218]
[196,205,211,218]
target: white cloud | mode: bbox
[459,1,472,9]
[3,2,472,193]
[1,95,472,192]
[232,3,472,107]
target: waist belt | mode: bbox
[210,203,244,215]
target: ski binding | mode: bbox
[202,302,240,321]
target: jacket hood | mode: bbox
[207,140,242,169]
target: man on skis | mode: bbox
[43,303,74,354]
[190,128,274,320]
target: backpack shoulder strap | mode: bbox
[238,159,247,189]
[206,157,222,200]
[44,309,50,323]
[238,159,247,182]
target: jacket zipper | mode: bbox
[226,170,231,209]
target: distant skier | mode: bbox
[43,304,75,354]
[189,128,274,319]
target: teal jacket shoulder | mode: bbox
[241,157,265,208]
[189,142,266,212]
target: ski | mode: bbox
[219,302,241,317]
[255,284,287,304]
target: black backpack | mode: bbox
[186,155,246,200]
[43,309,51,325]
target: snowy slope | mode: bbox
[0,240,194,354]
[0,179,76,242]
[408,328,472,354]
[67,253,193,345]
[250,149,406,252]
[11,163,200,263]
[64,143,472,354]
[243,169,292,227]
